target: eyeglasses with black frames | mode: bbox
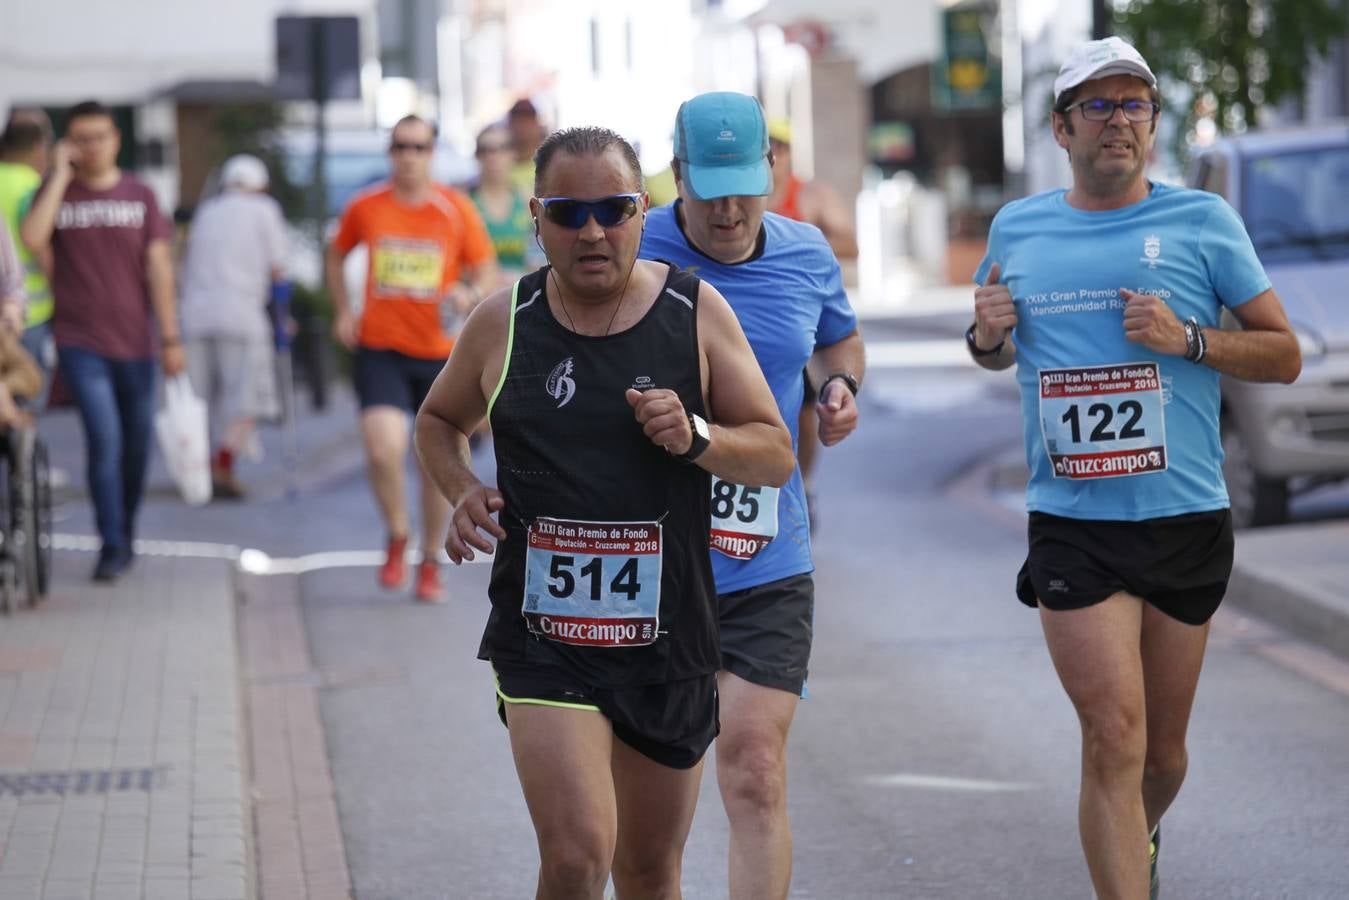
[1067,98,1160,123]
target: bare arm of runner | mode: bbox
[626,280,794,488]
[146,239,184,376]
[324,243,358,350]
[414,289,512,563]
[809,329,865,446]
[451,257,502,316]
[971,262,1017,370]
[1121,287,1301,385]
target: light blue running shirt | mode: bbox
[640,203,858,593]
[974,182,1271,521]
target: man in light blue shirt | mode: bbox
[970,37,1301,900]
[640,92,864,900]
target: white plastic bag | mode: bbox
[154,374,212,506]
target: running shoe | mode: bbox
[379,536,409,589]
[1149,823,1161,900]
[414,560,444,603]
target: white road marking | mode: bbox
[862,773,1037,792]
[51,534,488,572]
[867,340,974,369]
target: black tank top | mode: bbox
[479,263,717,686]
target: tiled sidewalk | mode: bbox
[0,549,249,900]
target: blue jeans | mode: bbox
[57,347,157,556]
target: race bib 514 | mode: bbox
[522,517,662,647]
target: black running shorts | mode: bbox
[719,573,814,695]
[353,347,447,413]
[1016,509,1234,626]
[491,646,718,770]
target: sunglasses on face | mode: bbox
[1067,98,1160,123]
[536,193,642,229]
[391,141,432,154]
[477,143,512,155]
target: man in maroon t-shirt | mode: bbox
[22,100,185,582]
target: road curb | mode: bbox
[1224,563,1349,660]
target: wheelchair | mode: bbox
[0,423,53,613]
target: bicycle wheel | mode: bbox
[18,432,51,606]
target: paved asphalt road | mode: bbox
[41,330,1349,898]
[292,351,1349,900]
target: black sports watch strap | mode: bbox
[821,372,859,397]
[679,413,711,462]
[965,323,1005,357]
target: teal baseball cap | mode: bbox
[672,92,772,201]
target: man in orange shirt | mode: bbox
[327,114,498,602]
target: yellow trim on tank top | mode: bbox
[486,278,520,420]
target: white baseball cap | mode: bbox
[221,154,269,191]
[1053,36,1157,102]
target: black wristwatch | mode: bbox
[965,323,1005,357]
[680,413,711,462]
[821,372,860,397]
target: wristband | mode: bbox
[161,335,182,347]
[821,372,859,397]
[1183,317,1206,364]
[965,323,1004,357]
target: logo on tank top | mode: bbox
[547,358,577,407]
[1141,234,1162,269]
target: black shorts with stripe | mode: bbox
[491,640,718,770]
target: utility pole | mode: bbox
[1092,0,1113,39]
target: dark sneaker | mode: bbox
[1149,824,1161,900]
[212,467,247,500]
[92,548,129,582]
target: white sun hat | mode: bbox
[1053,36,1157,101]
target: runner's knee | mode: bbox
[1079,704,1146,775]
[718,732,788,810]
[1143,742,1188,785]
[537,829,612,895]
[611,850,681,898]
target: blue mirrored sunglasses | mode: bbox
[536,193,642,229]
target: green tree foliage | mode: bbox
[1117,0,1349,138]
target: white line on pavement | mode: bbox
[52,533,488,572]
[861,774,1037,792]
[867,340,973,369]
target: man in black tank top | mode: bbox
[414,127,794,900]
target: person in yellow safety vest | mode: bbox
[0,111,55,408]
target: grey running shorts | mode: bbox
[719,572,814,695]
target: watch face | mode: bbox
[692,414,710,440]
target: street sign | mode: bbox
[931,3,1001,113]
[275,16,362,102]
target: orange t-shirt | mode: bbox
[332,183,494,359]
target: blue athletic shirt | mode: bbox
[974,182,1271,521]
[640,202,858,593]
